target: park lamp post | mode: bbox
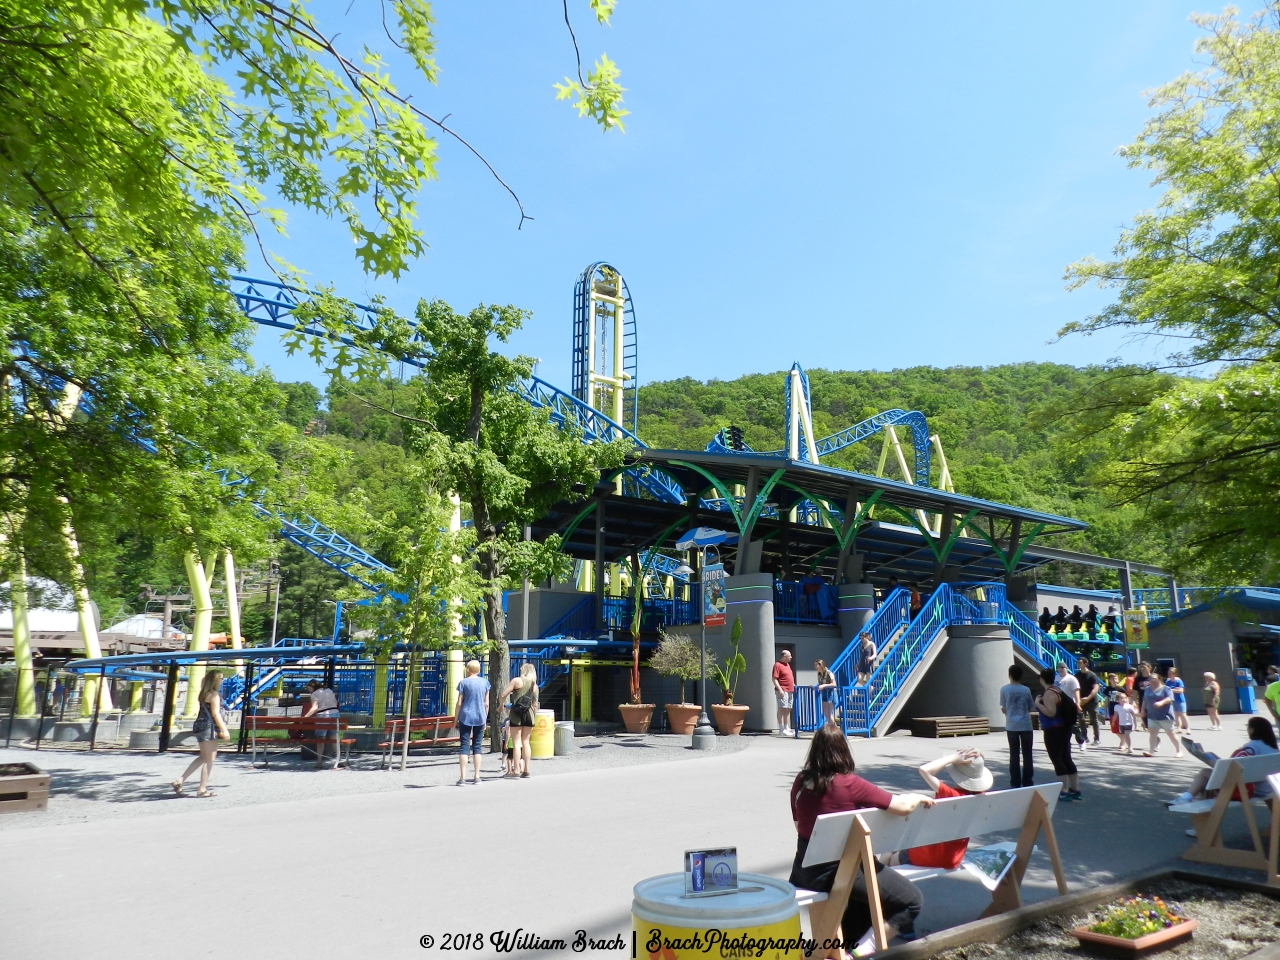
[673,527,737,752]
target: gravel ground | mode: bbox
[934,878,1280,960]
[0,729,750,830]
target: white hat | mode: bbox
[947,754,994,793]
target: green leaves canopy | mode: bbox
[1062,6,1280,581]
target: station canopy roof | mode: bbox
[532,450,1088,585]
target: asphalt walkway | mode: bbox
[0,715,1263,959]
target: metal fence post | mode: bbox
[4,668,19,748]
[88,662,106,751]
[238,660,256,754]
[34,668,51,750]
[159,661,179,753]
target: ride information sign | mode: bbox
[702,563,726,627]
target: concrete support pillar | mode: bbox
[902,625,1014,731]
[838,582,875,642]
[710,573,775,732]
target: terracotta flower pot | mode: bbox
[618,704,655,734]
[665,703,702,735]
[1070,918,1197,955]
[712,703,749,736]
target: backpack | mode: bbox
[1054,686,1079,727]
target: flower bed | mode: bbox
[1071,895,1197,955]
[875,872,1280,960]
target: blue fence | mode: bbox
[793,684,835,735]
[839,584,1007,737]
[773,581,839,625]
[332,654,450,718]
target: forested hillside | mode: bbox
[638,363,1177,587]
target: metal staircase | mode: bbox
[811,583,1080,738]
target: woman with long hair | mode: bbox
[501,663,539,779]
[814,659,837,724]
[170,670,229,798]
[789,724,934,946]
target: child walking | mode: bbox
[1112,692,1138,754]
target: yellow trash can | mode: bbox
[632,873,801,959]
[530,709,556,759]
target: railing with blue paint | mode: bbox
[828,588,911,697]
[601,590,701,633]
[792,684,833,735]
[1000,597,1081,672]
[838,585,1008,737]
[773,581,839,625]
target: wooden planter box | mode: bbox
[1070,918,1197,956]
[868,869,1273,960]
[911,716,991,738]
[0,762,50,814]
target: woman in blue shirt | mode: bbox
[1166,667,1189,733]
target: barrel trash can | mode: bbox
[632,872,801,959]
[554,720,576,755]
[530,709,556,759]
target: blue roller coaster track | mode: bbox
[708,378,932,486]
[35,275,947,598]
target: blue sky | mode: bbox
[247,1,1255,394]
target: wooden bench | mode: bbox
[799,783,1066,954]
[379,715,458,769]
[1170,753,1280,874]
[249,715,353,769]
[910,716,991,738]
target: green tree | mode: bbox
[405,299,626,746]
[1063,5,1280,582]
[344,475,485,728]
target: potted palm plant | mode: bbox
[618,553,656,733]
[649,630,716,735]
[710,615,749,734]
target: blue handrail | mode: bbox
[829,583,1076,738]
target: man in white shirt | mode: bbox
[1055,662,1083,749]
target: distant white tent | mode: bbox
[104,614,184,642]
[0,577,87,631]
[0,577,94,650]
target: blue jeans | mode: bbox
[458,724,485,755]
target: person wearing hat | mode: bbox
[887,748,993,869]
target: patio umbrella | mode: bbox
[675,527,739,551]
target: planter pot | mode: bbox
[618,704,655,734]
[665,703,702,735]
[1070,918,1197,956]
[712,703,749,736]
[0,762,50,814]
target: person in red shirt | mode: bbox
[772,649,796,736]
[789,725,935,946]
[886,748,992,869]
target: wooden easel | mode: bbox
[810,813,886,954]
[980,791,1066,917]
[1182,760,1269,872]
[809,788,1067,954]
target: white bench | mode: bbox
[1170,753,1280,874]
[798,783,1066,954]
